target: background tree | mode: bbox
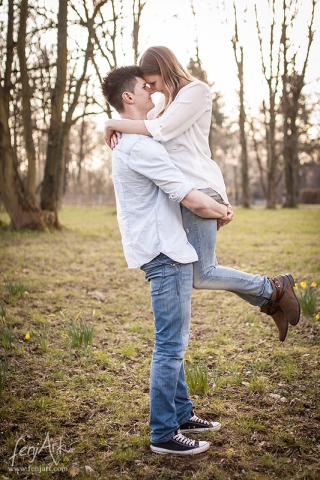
[1,0,319,230]
[132,0,146,64]
[0,0,47,230]
[249,115,268,201]
[255,0,282,209]
[231,1,250,208]
[40,0,68,226]
[281,0,316,207]
[0,0,146,230]
[17,0,36,199]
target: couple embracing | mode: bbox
[101,46,300,455]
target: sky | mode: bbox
[3,0,317,122]
[121,0,320,117]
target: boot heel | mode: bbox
[287,274,295,287]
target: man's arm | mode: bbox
[181,189,228,218]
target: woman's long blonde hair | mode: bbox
[139,46,194,117]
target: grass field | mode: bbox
[0,205,319,480]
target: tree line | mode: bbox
[0,0,146,230]
[0,0,319,230]
[231,0,318,208]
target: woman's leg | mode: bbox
[181,206,273,307]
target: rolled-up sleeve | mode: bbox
[144,82,211,142]
[128,137,195,202]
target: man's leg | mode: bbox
[141,253,193,442]
[141,253,210,454]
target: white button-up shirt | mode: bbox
[112,133,198,269]
[144,80,229,204]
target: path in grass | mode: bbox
[0,205,319,479]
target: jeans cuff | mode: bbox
[151,428,177,444]
[177,409,193,428]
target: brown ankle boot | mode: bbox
[260,301,288,342]
[269,274,300,326]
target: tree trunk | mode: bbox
[0,0,47,231]
[77,113,87,184]
[266,93,277,208]
[255,1,281,209]
[55,2,107,206]
[283,119,299,207]
[0,87,48,230]
[40,0,68,226]
[281,0,315,208]
[238,52,250,208]
[17,0,36,197]
[232,3,250,207]
[132,0,146,64]
[282,76,302,208]
[250,118,267,199]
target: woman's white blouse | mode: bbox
[144,80,229,204]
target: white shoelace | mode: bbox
[173,432,196,447]
[190,415,210,425]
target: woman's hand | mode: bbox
[110,131,121,149]
[217,204,234,230]
[104,120,121,149]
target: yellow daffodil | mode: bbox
[293,283,298,289]
[300,282,307,289]
[25,332,30,340]
[75,314,80,320]
[316,313,320,320]
[311,282,317,287]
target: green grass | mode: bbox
[185,363,209,394]
[66,317,94,349]
[0,325,14,354]
[4,278,29,302]
[0,358,8,394]
[296,285,318,315]
[32,325,51,352]
[0,205,319,479]
[0,302,6,321]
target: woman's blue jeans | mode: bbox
[181,206,273,307]
[141,253,194,443]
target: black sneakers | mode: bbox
[150,431,210,455]
[179,414,221,433]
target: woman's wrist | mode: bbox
[106,119,117,130]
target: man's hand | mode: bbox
[104,120,121,149]
[217,204,234,230]
[182,190,228,219]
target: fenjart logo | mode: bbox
[9,432,68,468]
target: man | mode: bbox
[101,66,230,455]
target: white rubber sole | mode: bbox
[150,441,210,455]
[180,422,221,434]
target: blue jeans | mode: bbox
[181,206,273,307]
[140,253,194,443]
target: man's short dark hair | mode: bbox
[101,66,142,113]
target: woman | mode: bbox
[104,46,299,341]
[105,47,230,217]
